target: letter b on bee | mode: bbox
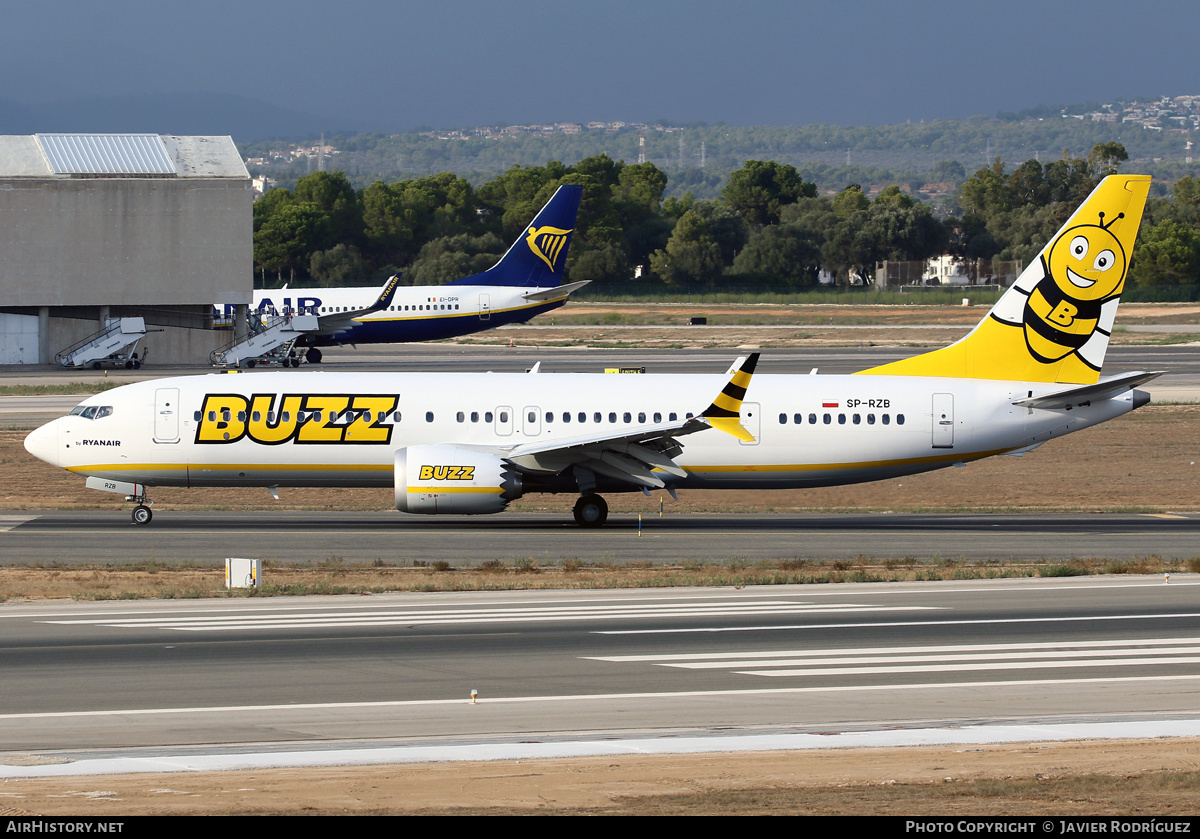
[1048,300,1079,327]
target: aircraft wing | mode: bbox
[309,275,403,337]
[498,417,710,488]
[521,280,591,303]
[461,354,760,490]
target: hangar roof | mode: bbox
[0,134,248,178]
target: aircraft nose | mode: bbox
[24,421,59,467]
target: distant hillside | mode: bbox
[8,89,1188,200]
[242,108,1198,201]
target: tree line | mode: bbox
[253,143,1200,298]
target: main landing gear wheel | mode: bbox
[131,505,153,525]
[573,494,608,527]
[305,347,323,364]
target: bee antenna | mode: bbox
[1098,211,1124,231]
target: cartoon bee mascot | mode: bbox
[990,210,1129,373]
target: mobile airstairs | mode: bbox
[55,317,154,369]
[209,313,318,368]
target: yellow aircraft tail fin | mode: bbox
[858,174,1150,384]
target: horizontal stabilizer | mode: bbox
[1013,371,1164,409]
[521,280,591,302]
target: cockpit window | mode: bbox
[68,405,113,420]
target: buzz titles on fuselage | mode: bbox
[194,393,399,445]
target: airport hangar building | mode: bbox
[0,133,252,366]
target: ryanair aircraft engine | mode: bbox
[394,445,524,514]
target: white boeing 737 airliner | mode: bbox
[26,175,1160,526]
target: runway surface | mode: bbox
[3,510,1199,564]
[2,576,1199,774]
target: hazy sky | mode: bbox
[5,0,1199,132]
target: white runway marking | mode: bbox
[44,600,939,631]
[588,637,1200,680]
[590,636,1200,662]
[597,612,1200,634]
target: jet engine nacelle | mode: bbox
[394,445,523,515]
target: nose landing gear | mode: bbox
[125,489,154,525]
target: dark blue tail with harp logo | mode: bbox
[448,184,582,288]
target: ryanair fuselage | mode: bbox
[228,282,572,346]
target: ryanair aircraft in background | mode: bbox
[224,184,586,362]
[28,176,1159,527]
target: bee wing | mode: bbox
[990,259,1045,327]
[1075,296,1121,372]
